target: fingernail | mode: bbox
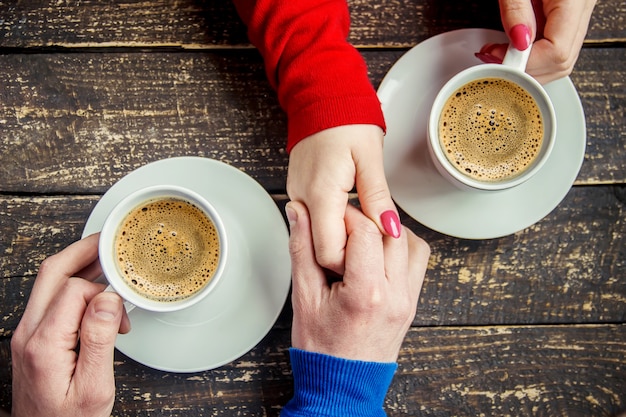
[478,43,498,54]
[510,24,531,51]
[285,203,298,227]
[380,210,401,239]
[94,295,121,321]
[475,52,503,64]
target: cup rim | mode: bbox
[428,64,557,191]
[98,184,228,312]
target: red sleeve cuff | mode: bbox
[233,0,385,153]
[286,94,386,153]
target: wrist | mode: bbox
[282,348,397,417]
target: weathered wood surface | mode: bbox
[1,186,624,332]
[1,0,625,415]
[0,0,623,48]
[0,48,624,193]
[1,325,624,416]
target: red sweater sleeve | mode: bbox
[232,0,386,153]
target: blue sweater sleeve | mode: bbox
[281,348,398,417]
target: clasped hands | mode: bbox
[10,156,429,417]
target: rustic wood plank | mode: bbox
[348,0,626,47]
[0,49,624,193]
[1,324,625,416]
[393,324,626,416]
[568,49,626,185]
[0,0,250,48]
[0,0,623,48]
[0,2,623,416]
[1,185,624,333]
[0,51,288,194]
[402,185,626,327]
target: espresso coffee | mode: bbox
[438,77,544,182]
[114,197,221,302]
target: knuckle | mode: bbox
[37,254,60,276]
[10,326,27,354]
[357,217,382,237]
[408,232,431,258]
[502,0,527,14]
[550,47,576,75]
[359,184,391,205]
[392,296,417,324]
[414,235,432,256]
[288,235,308,258]
[314,249,342,272]
[80,326,112,351]
[58,277,92,304]
[344,286,385,314]
[20,338,48,374]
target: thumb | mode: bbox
[72,292,123,398]
[353,148,401,239]
[498,0,536,50]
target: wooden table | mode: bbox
[1,1,624,415]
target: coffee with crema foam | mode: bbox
[438,77,544,182]
[114,197,220,302]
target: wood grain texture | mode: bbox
[0,0,624,415]
[1,186,624,335]
[0,0,623,48]
[392,325,626,417]
[0,48,624,193]
[1,325,625,416]
[0,51,288,193]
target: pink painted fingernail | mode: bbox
[478,43,498,54]
[381,210,401,239]
[510,24,531,51]
[475,52,503,64]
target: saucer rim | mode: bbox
[82,156,291,372]
[378,28,586,239]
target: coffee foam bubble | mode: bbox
[114,198,220,302]
[438,78,544,182]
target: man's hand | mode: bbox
[286,201,430,363]
[11,233,130,417]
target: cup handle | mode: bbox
[104,285,136,313]
[502,43,532,72]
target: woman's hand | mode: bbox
[476,0,597,84]
[287,124,401,275]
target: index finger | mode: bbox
[382,226,430,309]
[342,204,385,290]
[19,233,101,336]
[305,193,349,275]
[527,1,595,81]
[381,225,410,287]
[404,230,431,302]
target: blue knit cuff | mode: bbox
[281,348,398,417]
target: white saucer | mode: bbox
[83,157,291,372]
[378,29,586,239]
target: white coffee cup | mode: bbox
[427,44,557,191]
[99,185,227,313]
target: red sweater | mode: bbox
[232,0,386,152]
